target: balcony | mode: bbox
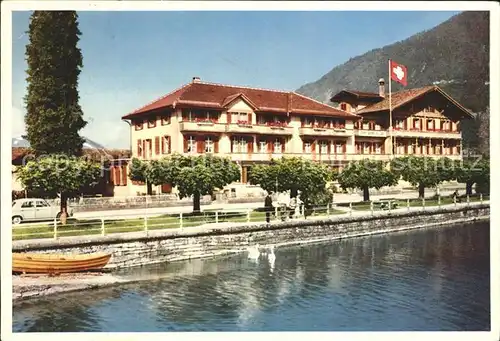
[179,121,226,133]
[354,129,388,138]
[393,152,462,160]
[392,128,461,139]
[226,122,293,136]
[299,126,352,137]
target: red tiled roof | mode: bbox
[357,85,473,118]
[330,90,383,103]
[357,86,435,113]
[12,147,131,163]
[122,80,358,119]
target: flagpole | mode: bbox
[388,59,393,160]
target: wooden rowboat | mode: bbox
[12,252,112,274]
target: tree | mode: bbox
[25,11,86,156]
[144,154,240,213]
[128,158,153,195]
[455,157,490,196]
[24,11,87,222]
[476,107,490,157]
[248,156,333,201]
[17,156,101,207]
[391,156,440,198]
[336,159,397,202]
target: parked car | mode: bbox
[11,198,74,225]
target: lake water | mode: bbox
[12,221,490,332]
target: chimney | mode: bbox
[192,76,201,83]
[378,78,385,98]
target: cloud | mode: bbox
[10,105,130,150]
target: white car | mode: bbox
[11,198,74,225]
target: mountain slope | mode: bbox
[297,11,489,115]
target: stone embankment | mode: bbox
[12,202,489,303]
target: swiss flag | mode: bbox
[390,60,408,86]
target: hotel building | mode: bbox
[117,77,472,195]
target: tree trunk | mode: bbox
[418,183,425,198]
[146,182,153,196]
[60,192,68,225]
[466,181,473,196]
[362,186,370,202]
[193,192,201,214]
[290,187,298,198]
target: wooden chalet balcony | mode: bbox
[179,120,226,133]
[226,122,293,136]
[392,128,461,139]
[393,152,462,160]
[354,129,388,138]
[299,126,352,137]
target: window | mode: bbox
[273,139,282,153]
[363,122,370,130]
[407,144,413,154]
[161,115,170,125]
[232,137,247,153]
[21,201,34,208]
[414,118,421,129]
[336,143,342,154]
[205,137,214,153]
[187,136,196,153]
[147,118,157,128]
[340,103,347,111]
[303,117,311,127]
[427,119,434,131]
[162,136,170,154]
[36,200,48,207]
[320,141,328,154]
[374,143,381,154]
[304,142,312,153]
[395,120,404,129]
[257,115,266,125]
[259,141,267,153]
[231,112,250,124]
[134,120,143,131]
[363,142,370,154]
[182,109,193,121]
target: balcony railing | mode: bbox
[391,128,461,139]
[226,123,293,135]
[179,121,226,133]
[353,129,388,138]
[299,126,351,137]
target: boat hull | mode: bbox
[12,252,112,274]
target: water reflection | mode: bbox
[13,222,490,332]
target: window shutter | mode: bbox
[121,165,128,186]
[184,136,189,153]
[214,139,219,153]
[155,136,160,155]
[161,183,172,193]
[227,112,232,124]
[109,166,116,185]
[197,138,204,153]
[168,136,171,154]
[113,167,121,186]
[311,141,316,153]
[247,113,252,124]
[267,140,272,153]
[137,139,142,157]
[327,143,331,154]
[281,139,285,153]
[248,138,253,154]
[342,143,347,153]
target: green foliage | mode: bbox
[391,156,440,189]
[248,157,332,199]
[336,159,397,201]
[17,156,102,198]
[455,157,490,194]
[435,157,458,183]
[24,11,86,156]
[129,158,148,183]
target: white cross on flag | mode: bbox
[390,60,408,86]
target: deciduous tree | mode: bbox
[455,157,490,196]
[17,156,101,209]
[391,156,439,198]
[336,159,397,201]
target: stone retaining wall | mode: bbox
[12,204,489,270]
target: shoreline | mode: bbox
[12,213,489,304]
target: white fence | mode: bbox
[12,194,488,241]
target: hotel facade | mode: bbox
[114,77,471,195]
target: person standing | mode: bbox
[264,193,273,223]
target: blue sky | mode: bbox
[11,10,460,148]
